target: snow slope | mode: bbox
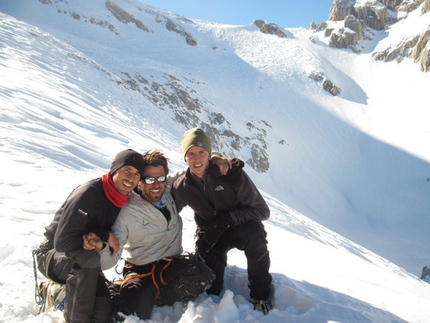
[1,1,430,322]
[1,0,429,274]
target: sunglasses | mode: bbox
[142,175,167,184]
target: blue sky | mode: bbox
[140,0,334,28]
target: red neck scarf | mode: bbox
[101,172,129,208]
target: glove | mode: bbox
[204,214,232,247]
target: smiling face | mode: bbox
[185,146,210,178]
[139,165,167,203]
[111,165,141,195]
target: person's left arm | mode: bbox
[227,171,270,226]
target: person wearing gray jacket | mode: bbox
[99,150,215,320]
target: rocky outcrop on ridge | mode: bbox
[253,20,287,38]
[372,28,430,71]
[312,0,430,72]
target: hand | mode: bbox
[230,158,244,169]
[211,155,232,175]
[83,232,102,251]
[108,232,120,255]
[204,216,232,247]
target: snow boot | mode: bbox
[38,280,66,312]
[250,297,272,314]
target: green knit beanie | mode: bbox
[181,127,212,160]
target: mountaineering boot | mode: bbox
[250,297,272,314]
[38,281,66,312]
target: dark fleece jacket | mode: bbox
[172,159,269,231]
[45,178,121,253]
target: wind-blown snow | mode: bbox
[0,0,430,322]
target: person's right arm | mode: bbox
[54,187,94,252]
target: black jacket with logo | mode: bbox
[172,159,269,231]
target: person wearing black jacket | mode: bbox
[172,127,273,314]
[34,149,145,323]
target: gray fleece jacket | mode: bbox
[100,187,183,269]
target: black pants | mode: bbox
[118,256,215,320]
[35,239,112,323]
[197,220,272,301]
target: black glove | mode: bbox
[204,215,232,247]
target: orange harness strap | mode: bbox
[120,259,173,300]
[119,264,155,293]
[159,260,171,285]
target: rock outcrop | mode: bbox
[322,79,342,96]
[253,20,287,38]
[372,27,430,72]
[326,0,388,49]
[423,0,430,13]
[314,0,430,71]
[421,265,430,283]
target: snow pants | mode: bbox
[196,220,272,301]
[118,255,215,320]
[35,239,112,323]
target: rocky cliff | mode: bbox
[312,0,430,72]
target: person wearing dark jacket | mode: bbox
[171,127,273,314]
[34,149,145,323]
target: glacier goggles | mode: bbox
[142,175,167,184]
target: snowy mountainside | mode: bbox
[1,0,429,277]
[1,6,430,323]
